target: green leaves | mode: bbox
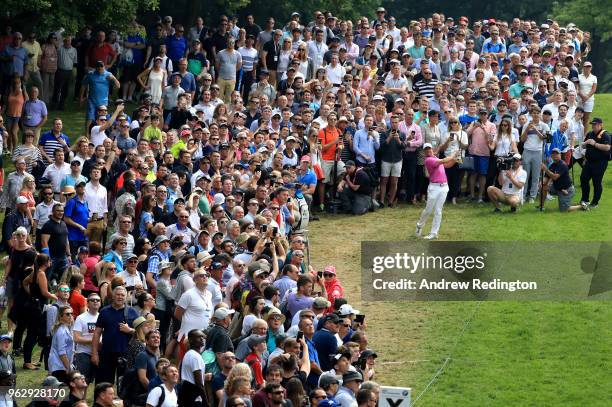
[10,0,160,36]
[552,0,612,41]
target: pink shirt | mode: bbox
[425,156,447,184]
[468,121,497,156]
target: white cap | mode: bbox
[16,196,29,204]
[213,307,235,320]
[513,153,522,160]
[338,304,360,316]
[423,143,433,149]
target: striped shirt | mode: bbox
[57,45,78,70]
[39,130,70,159]
[413,78,439,99]
[238,46,258,72]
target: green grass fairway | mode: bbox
[3,95,612,405]
[307,96,612,406]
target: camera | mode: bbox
[496,154,515,171]
[545,131,553,143]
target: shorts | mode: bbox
[313,163,325,180]
[549,184,575,212]
[381,160,402,177]
[579,99,594,113]
[121,64,140,82]
[86,100,98,121]
[471,155,489,176]
[321,160,345,184]
[6,116,19,127]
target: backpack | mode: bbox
[360,166,380,188]
[155,384,166,407]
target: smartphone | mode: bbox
[296,331,304,341]
[318,271,323,280]
[355,314,365,324]
[260,224,268,233]
[272,226,278,237]
[255,164,262,172]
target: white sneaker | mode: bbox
[423,233,437,240]
[527,198,535,204]
[546,193,555,201]
[415,224,423,237]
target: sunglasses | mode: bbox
[59,288,70,293]
[88,298,101,302]
[323,273,335,277]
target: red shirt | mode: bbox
[69,290,87,315]
[245,352,265,388]
[318,126,341,161]
[87,43,116,68]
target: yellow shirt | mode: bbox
[143,126,162,142]
[23,41,42,72]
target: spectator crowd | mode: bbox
[0,7,609,407]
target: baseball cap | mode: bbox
[313,297,331,309]
[338,304,360,316]
[0,335,12,342]
[300,155,311,162]
[344,160,356,168]
[360,349,378,359]
[551,148,561,154]
[213,307,235,320]
[342,371,363,383]
[247,334,267,349]
[513,153,522,160]
[590,118,602,124]
[16,196,29,204]
[319,373,341,388]
[423,143,433,149]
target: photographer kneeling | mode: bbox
[487,153,527,213]
[338,160,373,215]
[540,148,587,212]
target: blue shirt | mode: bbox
[64,196,89,241]
[179,72,197,93]
[459,114,478,128]
[39,131,70,159]
[305,337,321,387]
[166,35,188,62]
[353,128,380,165]
[96,305,139,354]
[297,168,317,188]
[48,325,74,372]
[103,251,124,274]
[22,99,48,127]
[312,328,338,371]
[125,34,146,66]
[83,70,112,107]
[2,46,28,76]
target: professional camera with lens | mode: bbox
[496,154,515,171]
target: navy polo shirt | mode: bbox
[135,348,158,380]
[64,197,89,241]
[312,328,338,371]
[96,305,139,354]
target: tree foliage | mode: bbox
[4,0,159,35]
[552,0,612,41]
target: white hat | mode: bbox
[338,304,360,316]
[513,153,522,160]
[16,196,29,204]
[213,193,226,205]
[423,143,433,149]
[213,307,235,320]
